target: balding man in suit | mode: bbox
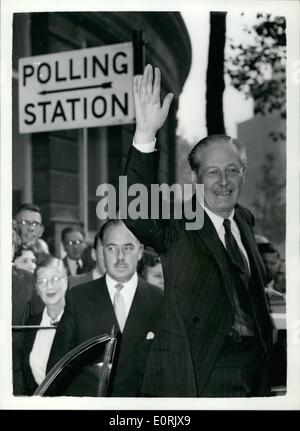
[47,220,162,396]
[123,64,273,397]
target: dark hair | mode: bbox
[12,221,22,256]
[188,135,247,173]
[138,247,161,277]
[15,203,43,221]
[61,226,84,242]
[257,242,280,257]
[13,245,36,261]
[99,219,123,243]
[93,230,101,250]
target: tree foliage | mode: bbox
[252,152,286,243]
[226,13,286,247]
[226,13,286,118]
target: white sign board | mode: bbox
[19,42,135,133]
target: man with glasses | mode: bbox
[12,219,44,394]
[68,231,106,289]
[61,226,91,276]
[15,203,44,249]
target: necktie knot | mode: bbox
[76,260,81,274]
[223,218,231,232]
[115,283,124,292]
[50,320,59,327]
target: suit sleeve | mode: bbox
[236,203,255,228]
[123,145,179,253]
[46,289,77,373]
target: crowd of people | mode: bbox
[11,203,165,396]
[11,65,286,397]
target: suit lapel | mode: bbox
[118,279,154,366]
[195,212,234,303]
[234,208,265,285]
[87,277,119,335]
[86,277,158,366]
[27,313,43,348]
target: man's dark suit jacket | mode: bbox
[123,146,274,397]
[47,275,162,397]
[63,256,88,276]
[68,270,93,289]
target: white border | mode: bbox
[1,0,300,411]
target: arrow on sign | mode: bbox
[39,82,113,95]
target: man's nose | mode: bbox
[219,171,229,185]
[117,247,125,260]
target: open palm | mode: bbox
[133,65,174,143]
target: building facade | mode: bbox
[238,113,286,255]
[12,12,192,254]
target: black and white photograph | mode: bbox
[0,0,299,412]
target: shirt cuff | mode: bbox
[133,139,156,153]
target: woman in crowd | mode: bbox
[12,222,37,394]
[22,255,68,395]
[13,247,37,273]
[138,247,164,290]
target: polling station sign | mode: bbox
[19,42,135,133]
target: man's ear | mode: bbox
[190,170,198,190]
[138,243,144,261]
[241,168,246,185]
[39,224,45,238]
[91,248,97,262]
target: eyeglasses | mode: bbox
[36,275,66,288]
[18,220,42,228]
[65,240,84,246]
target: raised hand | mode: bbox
[133,64,174,144]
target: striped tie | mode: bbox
[113,283,126,332]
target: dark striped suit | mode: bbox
[123,146,273,397]
[47,276,163,397]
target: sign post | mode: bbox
[19,42,135,133]
[133,30,145,75]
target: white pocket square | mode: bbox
[146,331,155,340]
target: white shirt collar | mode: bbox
[204,205,250,271]
[105,272,138,317]
[43,307,64,326]
[105,271,138,290]
[204,205,235,235]
[67,256,83,267]
[66,257,83,275]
